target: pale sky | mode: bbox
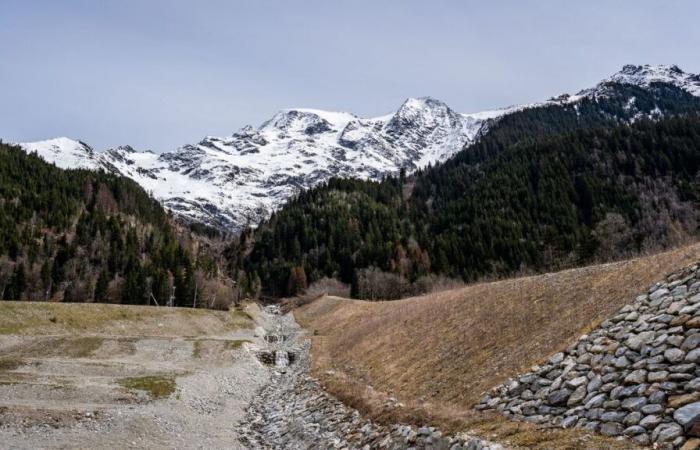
[1,0,699,152]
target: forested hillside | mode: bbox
[0,142,233,307]
[227,84,700,298]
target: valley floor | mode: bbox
[0,303,268,449]
[4,242,700,449]
[0,301,496,449]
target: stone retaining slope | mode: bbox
[477,262,700,449]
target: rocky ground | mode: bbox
[0,325,269,449]
[240,305,503,450]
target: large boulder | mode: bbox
[675,401,700,435]
[652,423,683,443]
[547,388,571,406]
[626,331,656,351]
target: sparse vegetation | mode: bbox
[191,338,250,358]
[224,339,250,350]
[0,357,22,372]
[0,301,254,336]
[118,375,176,399]
[57,337,104,358]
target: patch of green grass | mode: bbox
[118,375,176,399]
[192,340,205,359]
[191,338,251,358]
[224,339,250,350]
[4,336,103,359]
[63,337,104,358]
[0,358,22,371]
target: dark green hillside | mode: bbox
[228,111,700,298]
[0,142,231,307]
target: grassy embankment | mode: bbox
[297,242,700,449]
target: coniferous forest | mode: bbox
[0,142,234,307]
[227,95,700,298]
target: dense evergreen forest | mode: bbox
[6,81,700,303]
[227,83,700,298]
[0,142,235,308]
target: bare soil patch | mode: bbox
[0,302,267,449]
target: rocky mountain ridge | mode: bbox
[17,64,700,232]
[19,97,501,231]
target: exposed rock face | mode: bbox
[478,262,700,448]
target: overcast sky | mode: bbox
[1,0,699,152]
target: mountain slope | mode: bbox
[0,142,230,307]
[230,102,700,297]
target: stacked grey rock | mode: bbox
[241,346,502,449]
[477,263,700,449]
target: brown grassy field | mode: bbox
[296,242,700,449]
[0,301,253,336]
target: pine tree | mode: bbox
[94,269,110,302]
[7,263,26,300]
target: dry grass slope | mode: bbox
[296,242,700,449]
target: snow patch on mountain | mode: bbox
[19,137,104,171]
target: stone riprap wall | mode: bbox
[477,263,700,449]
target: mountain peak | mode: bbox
[19,136,95,155]
[17,137,102,170]
[397,96,448,111]
[619,63,684,76]
[604,64,700,95]
[388,97,458,133]
[19,64,700,232]
[258,108,357,136]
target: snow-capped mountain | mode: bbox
[605,64,700,96]
[20,97,512,231]
[17,64,700,232]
